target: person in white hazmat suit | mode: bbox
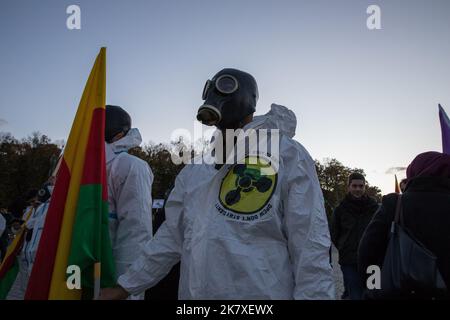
[104,105,154,300]
[100,69,335,300]
[7,184,53,300]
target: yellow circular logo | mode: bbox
[219,156,277,214]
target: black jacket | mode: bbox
[331,194,379,265]
[358,176,450,298]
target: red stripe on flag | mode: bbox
[81,108,108,201]
[0,234,25,279]
[24,160,71,300]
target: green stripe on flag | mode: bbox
[0,259,19,300]
[68,184,116,293]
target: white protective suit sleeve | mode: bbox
[117,168,186,295]
[113,157,154,277]
[0,214,5,237]
[282,141,335,299]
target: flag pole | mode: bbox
[94,262,101,299]
[394,174,400,194]
[439,104,450,154]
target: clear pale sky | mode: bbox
[1,0,449,195]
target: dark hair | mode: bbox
[348,172,365,185]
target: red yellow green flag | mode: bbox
[25,47,116,300]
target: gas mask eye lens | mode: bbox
[202,80,211,100]
[215,75,238,95]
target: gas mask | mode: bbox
[37,183,53,203]
[197,68,259,130]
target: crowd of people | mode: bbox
[1,68,449,300]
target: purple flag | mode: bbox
[439,104,450,154]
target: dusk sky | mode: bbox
[1,0,450,194]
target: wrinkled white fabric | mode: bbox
[106,128,153,300]
[118,105,335,299]
[21,206,35,221]
[252,103,297,138]
[0,214,5,238]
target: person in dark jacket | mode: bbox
[331,172,379,299]
[358,151,450,299]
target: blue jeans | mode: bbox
[340,264,364,300]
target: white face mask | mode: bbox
[47,186,54,195]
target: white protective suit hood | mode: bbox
[118,104,335,300]
[106,128,142,164]
[248,103,297,138]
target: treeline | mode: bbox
[0,132,61,215]
[0,132,381,219]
